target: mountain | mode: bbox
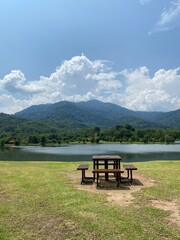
[151,109,180,128]
[14,100,180,129]
[0,113,27,127]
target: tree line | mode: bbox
[1,124,180,146]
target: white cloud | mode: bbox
[0,55,121,113]
[0,55,180,114]
[149,0,180,34]
[1,70,45,99]
[0,94,30,114]
[120,67,180,111]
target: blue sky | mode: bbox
[0,0,180,113]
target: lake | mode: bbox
[0,144,180,162]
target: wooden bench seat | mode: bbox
[123,164,137,183]
[77,164,89,184]
[92,168,124,187]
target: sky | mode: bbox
[0,0,180,114]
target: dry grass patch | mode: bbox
[79,211,98,219]
[15,215,90,240]
[0,192,10,201]
[150,199,180,227]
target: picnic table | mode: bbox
[92,155,122,181]
[77,155,138,187]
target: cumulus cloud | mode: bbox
[149,0,180,34]
[0,55,180,114]
[0,55,122,113]
[1,70,45,98]
[120,67,180,111]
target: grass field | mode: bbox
[0,160,179,240]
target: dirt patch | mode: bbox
[68,171,180,228]
[0,191,10,201]
[150,199,180,227]
[69,171,156,206]
[79,211,98,219]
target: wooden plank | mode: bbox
[77,164,89,170]
[92,169,124,173]
[123,164,137,170]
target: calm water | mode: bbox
[0,144,180,162]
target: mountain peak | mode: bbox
[14,99,180,128]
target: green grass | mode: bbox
[0,160,179,240]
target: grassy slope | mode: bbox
[0,161,179,240]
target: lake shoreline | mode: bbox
[1,143,180,162]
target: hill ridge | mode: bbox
[14,99,180,129]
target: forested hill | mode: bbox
[14,99,180,129]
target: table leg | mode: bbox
[116,160,119,169]
[93,160,97,181]
[126,170,133,183]
[105,161,108,181]
[81,169,85,184]
[116,172,120,186]
[127,170,130,179]
[97,172,99,187]
[130,170,133,183]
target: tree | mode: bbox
[95,137,100,144]
[41,136,47,146]
[15,139,21,146]
[28,135,39,144]
[94,127,100,136]
[0,139,5,147]
[90,136,95,143]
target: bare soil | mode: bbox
[69,171,180,227]
[150,199,180,227]
[69,171,155,206]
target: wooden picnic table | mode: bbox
[92,155,122,181]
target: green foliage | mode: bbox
[40,136,47,146]
[98,125,180,143]
[0,111,180,145]
[14,100,180,129]
[0,139,5,147]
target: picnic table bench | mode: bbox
[77,164,89,184]
[123,164,137,183]
[92,168,124,187]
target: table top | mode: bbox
[92,155,121,160]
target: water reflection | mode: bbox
[0,144,180,162]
